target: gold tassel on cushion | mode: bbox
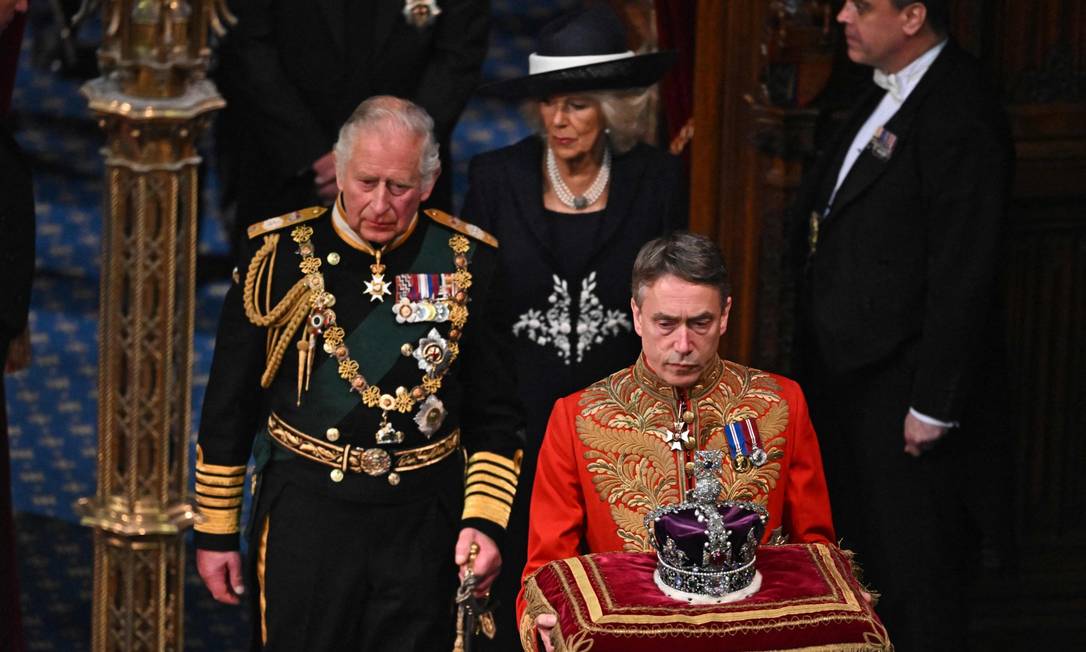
[840,545,881,607]
[519,577,555,652]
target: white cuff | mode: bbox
[908,407,958,429]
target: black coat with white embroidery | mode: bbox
[461,136,686,457]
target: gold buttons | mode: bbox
[327,252,341,265]
[682,410,695,423]
[683,438,697,451]
[387,472,401,486]
[684,462,695,475]
[326,427,340,442]
[401,343,414,357]
[330,469,344,483]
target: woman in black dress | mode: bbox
[460,6,687,645]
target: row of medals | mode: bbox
[667,410,769,475]
[290,225,472,483]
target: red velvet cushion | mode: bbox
[520,543,891,651]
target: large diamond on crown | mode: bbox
[644,450,768,602]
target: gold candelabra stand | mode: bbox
[74,2,234,650]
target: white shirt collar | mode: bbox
[332,198,368,247]
[873,39,947,101]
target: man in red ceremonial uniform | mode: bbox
[518,232,835,650]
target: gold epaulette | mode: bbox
[423,209,498,248]
[246,206,328,240]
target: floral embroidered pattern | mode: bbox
[512,271,631,365]
[576,360,789,551]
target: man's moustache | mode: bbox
[664,355,698,365]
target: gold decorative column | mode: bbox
[74,2,234,650]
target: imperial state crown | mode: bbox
[644,450,768,602]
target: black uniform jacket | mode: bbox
[794,40,1013,423]
[195,208,524,550]
[461,136,686,454]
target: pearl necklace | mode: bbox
[546,143,611,210]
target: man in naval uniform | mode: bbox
[793,1,1012,648]
[194,96,524,651]
[519,232,835,650]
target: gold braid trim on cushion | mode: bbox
[520,575,555,652]
[241,233,314,387]
[521,574,596,652]
[840,545,881,608]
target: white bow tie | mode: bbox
[873,69,906,101]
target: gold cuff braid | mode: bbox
[194,444,246,535]
[462,450,522,528]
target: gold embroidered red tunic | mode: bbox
[518,355,835,621]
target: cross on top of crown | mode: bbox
[690,450,724,504]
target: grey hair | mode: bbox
[631,232,731,306]
[523,87,654,154]
[333,96,441,186]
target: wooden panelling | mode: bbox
[1005,100,1086,556]
[690,0,767,364]
[1006,207,1086,543]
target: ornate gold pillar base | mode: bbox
[79,2,234,649]
[88,533,187,652]
[79,73,223,652]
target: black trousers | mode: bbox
[803,355,975,652]
[248,469,461,651]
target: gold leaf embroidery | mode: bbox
[577,418,672,470]
[757,401,790,439]
[576,360,793,548]
[612,504,652,552]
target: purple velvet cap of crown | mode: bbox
[653,504,766,568]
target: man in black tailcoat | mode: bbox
[217,0,488,245]
[793,1,1013,649]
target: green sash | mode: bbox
[288,223,475,434]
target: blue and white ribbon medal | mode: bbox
[725,421,752,473]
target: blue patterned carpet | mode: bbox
[7,1,568,649]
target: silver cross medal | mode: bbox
[664,419,691,452]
